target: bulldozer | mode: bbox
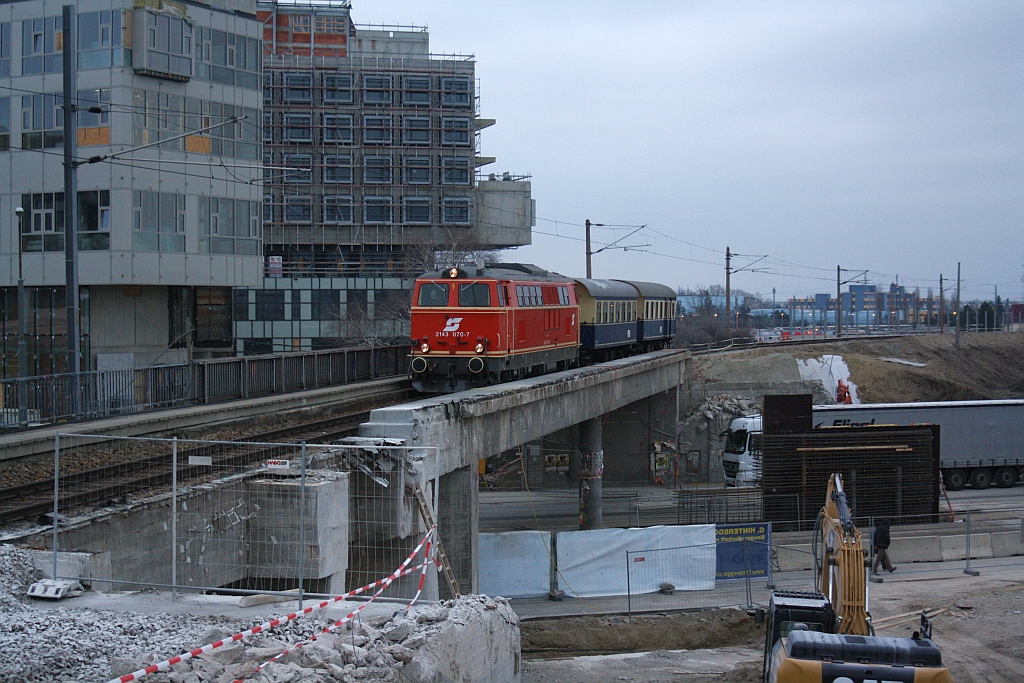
[762,473,953,682]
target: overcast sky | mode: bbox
[354,1,1023,301]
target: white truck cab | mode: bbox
[723,414,762,487]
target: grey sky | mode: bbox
[354,1,1023,301]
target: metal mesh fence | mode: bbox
[39,433,435,602]
[761,426,940,524]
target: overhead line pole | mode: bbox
[836,265,842,337]
[585,219,592,278]
[725,247,732,335]
[955,263,961,348]
[62,4,80,415]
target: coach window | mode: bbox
[418,283,449,306]
[459,282,490,307]
[497,285,506,306]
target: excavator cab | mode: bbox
[762,591,836,681]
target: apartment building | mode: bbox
[0,0,264,372]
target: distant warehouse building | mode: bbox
[0,0,264,372]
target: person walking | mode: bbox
[872,518,897,574]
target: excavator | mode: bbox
[762,473,953,682]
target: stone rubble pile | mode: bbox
[0,544,517,683]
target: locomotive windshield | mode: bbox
[417,283,449,306]
[458,282,491,307]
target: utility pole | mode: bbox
[585,219,592,279]
[955,262,961,348]
[939,274,944,334]
[14,207,28,426]
[725,247,732,335]
[63,4,81,415]
[836,265,842,337]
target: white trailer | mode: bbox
[723,399,1024,490]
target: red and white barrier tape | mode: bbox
[237,532,435,681]
[109,527,435,683]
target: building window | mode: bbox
[323,73,353,103]
[263,111,275,143]
[364,196,393,224]
[323,155,352,184]
[77,190,111,251]
[21,16,63,76]
[290,14,311,33]
[195,27,261,88]
[284,153,313,183]
[195,197,260,255]
[0,96,10,152]
[283,113,312,142]
[21,93,63,150]
[364,156,392,184]
[403,116,430,145]
[442,197,471,224]
[363,75,392,104]
[0,22,10,78]
[404,156,430,184]
[323,195,353,224]
[263,193,275,224]
[315,15,347,34]
[141,9,194,79]
[255,291,285,321]
[133,190,186,252]
[77,10,124,70]
[441,157,471,185]
[312,290,341,320]
[404,197,430,224]
[322,113,353,143]
[403,76,431,105]
[283,72,313,103]
[363,115,391,144]
[76,89,110,127]
[20,192,64,253]
[233,289,250,322]
[442,117,471,146]
[285,195,313,223]
[441,77,471,106]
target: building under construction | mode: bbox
[239,0,534,353]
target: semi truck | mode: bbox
[722,399,1024,490]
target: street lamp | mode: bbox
[14,206,29,426]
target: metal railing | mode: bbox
[0,343,408,430]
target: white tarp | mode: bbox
[555,525,716,597]
[479,530,551,598]
[797,355,860,403]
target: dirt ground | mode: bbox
[520,569,1024,683]
[691,333,1024,403]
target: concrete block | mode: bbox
[889,536,943,564]
[403,596,520,683]
[939,533,992,561]
[990,531,1024,558]
[28,550,113,591]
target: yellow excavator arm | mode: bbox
[817,473,870,635]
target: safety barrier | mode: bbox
[0,343,407,430]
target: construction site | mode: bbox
[0,334,1021,682]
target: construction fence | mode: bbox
[25,433,440,603]
[0,343,407,430]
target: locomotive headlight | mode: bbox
[420,342,430,353]
[474,342,485,354]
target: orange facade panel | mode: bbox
[77,126,110,147]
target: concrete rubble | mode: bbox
[0,544,520,683]
[676,395,759,483]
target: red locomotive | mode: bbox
[409,263,676,393]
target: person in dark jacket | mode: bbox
[872,518,896,574]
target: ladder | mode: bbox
[410,483,462,598]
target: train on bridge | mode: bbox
[408,263,677,392]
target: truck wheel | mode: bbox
[994,467,1018,488]
[969,468,992,490]
[944,469,967,491]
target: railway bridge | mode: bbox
[357,349,686,596]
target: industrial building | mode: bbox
[0,0,264,373]
[241,0,534,354]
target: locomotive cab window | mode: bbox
[417,283,449,307]
[459,282,490,307]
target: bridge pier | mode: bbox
[438,465,478,598]
[579,417,604,530]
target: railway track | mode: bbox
[0,409,375,527]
